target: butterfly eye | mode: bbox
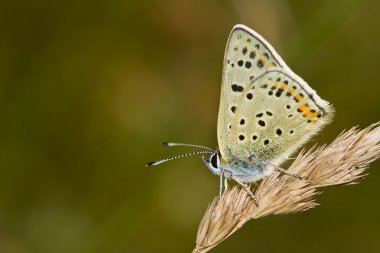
[211,153,218,168]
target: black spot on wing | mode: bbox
[250,51,256,59]
[257,59,264,68]
[275,89,284,97]
[258,120,266,127]
[231,84,244,92]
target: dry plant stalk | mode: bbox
[193,123,380,253]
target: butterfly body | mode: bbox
[203,152,275,183]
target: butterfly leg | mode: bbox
[232,177,259,207]
[271,164,302,180]
[219,170,224,196]
[224,177,228,190]
[285,155,296,161]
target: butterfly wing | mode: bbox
[217,24,333,165]
[230,70,333,165]
[217,25,284,161]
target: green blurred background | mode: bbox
[1,0,380,252]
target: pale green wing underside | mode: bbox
[217,25,333,165]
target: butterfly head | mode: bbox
[202,150,224,175]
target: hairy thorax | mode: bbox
[220,159,275,183]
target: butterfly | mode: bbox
[147,24,334,204]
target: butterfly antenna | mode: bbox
[146,150,213,167]
[161,142,213,151]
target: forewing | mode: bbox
[217,25,285,161]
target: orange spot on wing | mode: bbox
[280,84,286,91]
[298,104,308,113]
[294,94,303,102]
[311,113,321,122]
[299,104,318,119]
[260,56,267,65]
[304,110,314,118]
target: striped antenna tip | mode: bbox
[146,161,159,167]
